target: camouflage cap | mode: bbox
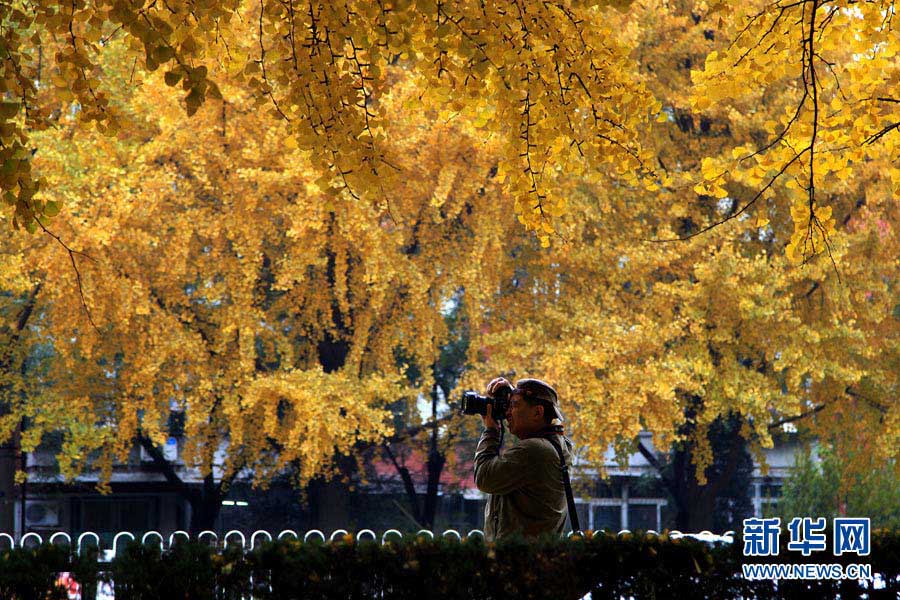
[514,378,563,423]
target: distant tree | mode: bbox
[780,443,900,530]
[379,296,472,531]
[637,402,753,532]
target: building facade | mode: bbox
[0,433,805,543]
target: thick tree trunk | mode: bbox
[139,436,230,535]
[188,475,223,535]
[672,486,717,532]
[422,450,445,530]
[643,410,750,532]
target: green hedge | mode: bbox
[0,543,98,600]
[0,531,896,599]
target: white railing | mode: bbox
[0,528,735,555]
[0,528,489,554]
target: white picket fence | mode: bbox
[0,528,734,560]
[0,529,738,600]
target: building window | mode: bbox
[628,504,657,531]
[753,479,784,517]
[593,505,621,531]
[79,497,157,536]
[761,483,782,498]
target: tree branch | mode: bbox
[637,438,678,498]
[382,442,422,525]
[137,433,195,501]
[767,402,827,430]
[37,223,99,332]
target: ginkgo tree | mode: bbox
[458,0,899,529]
[690,0,900,265]
[0,40,521,529]
[1,0,897,534]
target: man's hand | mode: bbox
[482,377,512,430]
[486,377,513,397]
[482,402,500,430]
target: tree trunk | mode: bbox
[188,475,223,535]
[422,450,445,530]
[639,403,751,533]
[383,444,423,526]
[0,286,40,537]
[422,384,446,530]
[667,422,750,531]
[672,486,717,532]
[139,436,228,534]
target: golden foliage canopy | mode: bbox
[464,0,899,480]
[2,0,898,259]
[1,0,898,487]
[1,50,518,486]
[690,0,900,263]
[2,0,658,244]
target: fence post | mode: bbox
[381,529,402,545]
[224,530,246,550]
[356,529,377,543]
[49,532,72,548]
[329,529,349,542]
[141,531,164,550]
[168,530,190,548]
[198,530,218,548]
[250,530,272,550]
[77,532,99,556]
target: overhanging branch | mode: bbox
[767,402,826,430]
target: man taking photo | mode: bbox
[473,377,575,542]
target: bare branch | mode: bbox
[646,147,807,242]
[767,402,826,430]
[38,223,100,332]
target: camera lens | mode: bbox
[461,391,488,416]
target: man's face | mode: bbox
[505,392,542,438]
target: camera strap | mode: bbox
[539,432,581,534]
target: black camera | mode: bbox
[461,386,512,419]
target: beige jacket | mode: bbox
[474,426,574,542]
